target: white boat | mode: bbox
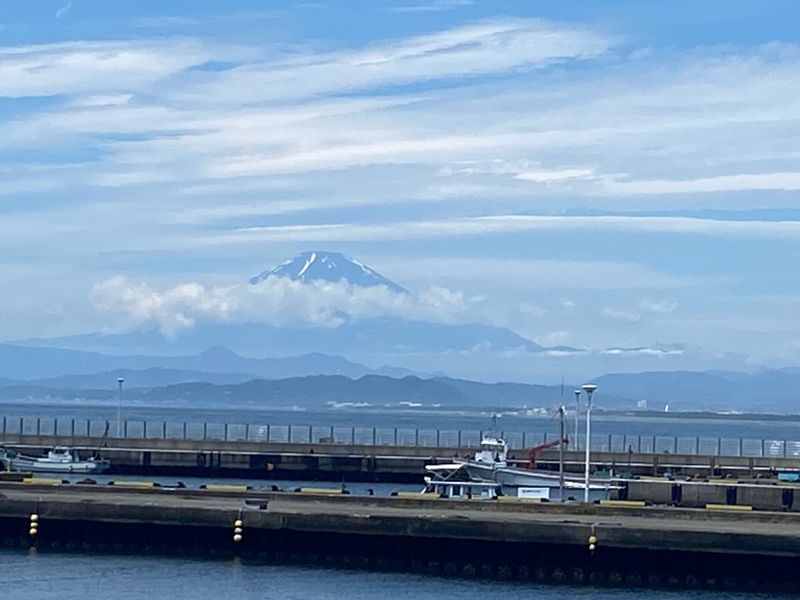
[458,435,610,501]
[0,447,110,474]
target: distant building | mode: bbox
[636,399,648,409]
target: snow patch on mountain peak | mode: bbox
[250,251,407,293]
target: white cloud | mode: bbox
[389,0,474,13]
[515,168,596,183]
[185,215,800,248]
[54,1,72,19]
[639,299,678,313]
[603,172,800,195]
[0,40,238,98]
[601,346,684,357]
[176,18,613,104]
[602,307,641,324]
[90,275,471,335]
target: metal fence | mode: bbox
[2,415,800,458]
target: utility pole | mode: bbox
[582,384,597,503]
[573,389,581,450]
[558,405,565,501]
[116,378,124,438]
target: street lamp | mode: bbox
[582,383,597,503]
[116,378,125,438]
[573,389,581,450]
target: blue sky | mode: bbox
[2,0,800,376]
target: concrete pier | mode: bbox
[4,432,800,482]
[2,480,800,590]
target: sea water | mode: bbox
[1,548,778,600]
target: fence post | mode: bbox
[288,425,293,443]
[203,422,207,441]
[309,425,313,443]
[244,423,249,441]
[522,432,528,448]
[143,421,148,438]
[739,437,743,457]
[224,423,229,441]
[70,418,75,438]
[86,419,90,437]
[54,418,58,436]
[330,425,334,442]
[351,426,355,444]
[1,416,5,435]
[415,428,419,446]
[458,430,462,448]
[266,424,271,442]
[652,435,656,453]
[162,421,167,439]
[717,437,721,456]
[184,422,189,440]
[784,440,788,458]
[20,417,24,435]
[608,433,613,452]
[36,418,41,436]
[695,437,700,455]
[124,420,128,438]
[394,428,398,445]
[761,439,765,457]
[436,429,440,447]
[673,436,678,454]
[372,427,377,445]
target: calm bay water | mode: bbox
[1,549,778,600]
[5,401,800,441]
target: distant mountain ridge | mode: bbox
[0,373,627,409]
[0,344,407,381]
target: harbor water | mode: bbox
[1,548,778,600]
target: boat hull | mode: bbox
[1,456,109,474]
[464,462,610,501]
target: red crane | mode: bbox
[528,437,569,468]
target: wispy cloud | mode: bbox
[54,1,72,19]
[389,0,474,13]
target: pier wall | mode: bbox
[2,483,800,590]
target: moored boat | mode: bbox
[457,435,611,501]
[0,447,110,474]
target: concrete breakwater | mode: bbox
[2,481,800,590]
[5,432,800,483]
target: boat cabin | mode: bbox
[473,436,508,467]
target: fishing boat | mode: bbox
[0,447,110,474]
[457,435,610,501]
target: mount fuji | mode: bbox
[12,250,580,381]
[250,250,407,293]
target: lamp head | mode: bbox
[581,384,597,394]
[117,378,125,384]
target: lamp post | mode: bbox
[582,384,597,503]
[573,389,581,450]
[116,378,124,438]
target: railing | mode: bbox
[1,415,800,458]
